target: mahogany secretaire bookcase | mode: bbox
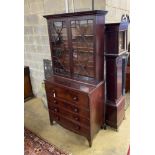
[44,10,107,147]
[105,15,129,130]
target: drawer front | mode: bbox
[49,111,90,137]
[49,103,90,126]
[45,82,89,109]
[49,101,90,119]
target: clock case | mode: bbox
[105,15,129,130]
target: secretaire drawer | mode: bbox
[45,82,89,109]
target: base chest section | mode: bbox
[45,77,105,147]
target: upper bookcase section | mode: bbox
[43,10,107,84]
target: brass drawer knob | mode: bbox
[73,96,78,101]
[74,108,78,113]
[53,100,57,104]
[54,108,58,112]
[52,89,55,93]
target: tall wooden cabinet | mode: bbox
[105,16,129,130]
[44,10,107,147]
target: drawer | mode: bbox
[48,103,90,126]
[45,82,89,109]
[49,111,90,137]
[49,101,90,118]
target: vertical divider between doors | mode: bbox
[67,18,74,78]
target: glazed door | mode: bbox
[70,18,95,80]
[48,19,71,77]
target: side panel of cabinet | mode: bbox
[89,82,104,138]
[95,15,105,81]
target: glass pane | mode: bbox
[50,21,70,77]
[71,19,95,78]
[119,31,126,51]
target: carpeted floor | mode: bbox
[24,128,71,155]
[24,93,130,155]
